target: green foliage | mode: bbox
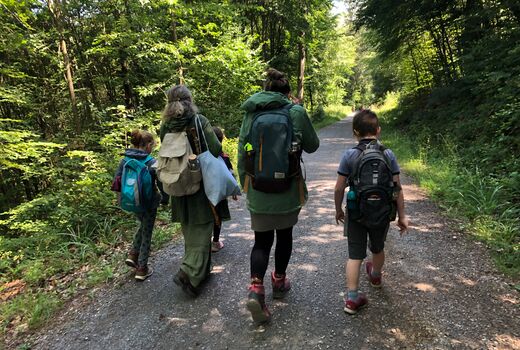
[312,104,350,130]
[0,0,353,343]
[355,0,520,277]
[188,31,264,137]
[222,136,239,170]
[378,105,519,278]
[311,105,326,123]
[1,290,61,332]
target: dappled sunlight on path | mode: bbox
[32,117,519,350]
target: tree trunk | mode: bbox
[119,51,134,109]
[59,40,78,116]
[296,33,306,102]
[178,66,185,85]
[426,22,452,84]
[440,20,458,80]
[48,0,79,132]
[308,82,314,111]
[170,6,177,42]
[409,48,421,88]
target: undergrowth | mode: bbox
[312,104,351,129]
[375,94,519,280]
[1,204,179,347]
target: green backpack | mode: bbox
[244,103,301,193]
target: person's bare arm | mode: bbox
[393,175,409,234]
[334,174,348,224]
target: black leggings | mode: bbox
[213,224,221,242]
[250,227,293,280]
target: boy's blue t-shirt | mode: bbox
[337,139,400,178]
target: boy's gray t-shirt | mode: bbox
[337,140,400,178]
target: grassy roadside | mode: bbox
[2,132,237,347]
[374,95,519,282]
[1,202,180,348]
[313,104,350,130]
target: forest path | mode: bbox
[33,117,519,350]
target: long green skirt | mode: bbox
[180,221,213,287]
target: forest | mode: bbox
[1,0,518,342]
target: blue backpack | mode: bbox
[120,155,154,213]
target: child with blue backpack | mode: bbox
[334,110,409,314]
[111,129,161,281]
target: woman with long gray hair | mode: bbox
[159,85,230,296]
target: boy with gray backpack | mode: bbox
[334,109,409,314]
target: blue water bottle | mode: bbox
[344,189,356,236]
[347,189,356,210]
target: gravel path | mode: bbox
[33,117,519,350]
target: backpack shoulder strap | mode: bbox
[195,115,208,151]
[183,115,204,154]
[353,144,366,152]
[348,146,364,186]
[143,154,154,165]
[282,103,294,112]
[281,103,295,126]
[123,156,136,165]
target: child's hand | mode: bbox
[397,216,409,235]
[335,210,345,224]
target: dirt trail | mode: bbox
[32,117,518,350]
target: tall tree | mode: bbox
[48,0,79,131]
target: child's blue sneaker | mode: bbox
[344,292,368,314]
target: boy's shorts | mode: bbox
[345,219,389,260]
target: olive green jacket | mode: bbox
[237,91,320,214]
[160,114,229,225]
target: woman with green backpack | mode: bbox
[237,68,320,325]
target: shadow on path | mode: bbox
[33,118,519,350]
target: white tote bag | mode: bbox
[196,117,241,206]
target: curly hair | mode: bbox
[161,85,199,121]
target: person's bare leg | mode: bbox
[372,250,385,273]
[346,258,362,291]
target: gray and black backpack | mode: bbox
[350,140,397,228]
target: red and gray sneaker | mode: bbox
[271,271,291,299]
[344,293,368,315]
[366,261,382,288]
[246,283,271,325]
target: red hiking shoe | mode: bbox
[246,283,271,325]
[344,292,368,315]
[366,261,382,288]
[271,271,291,299]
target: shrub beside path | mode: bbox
[32,117,518,349]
